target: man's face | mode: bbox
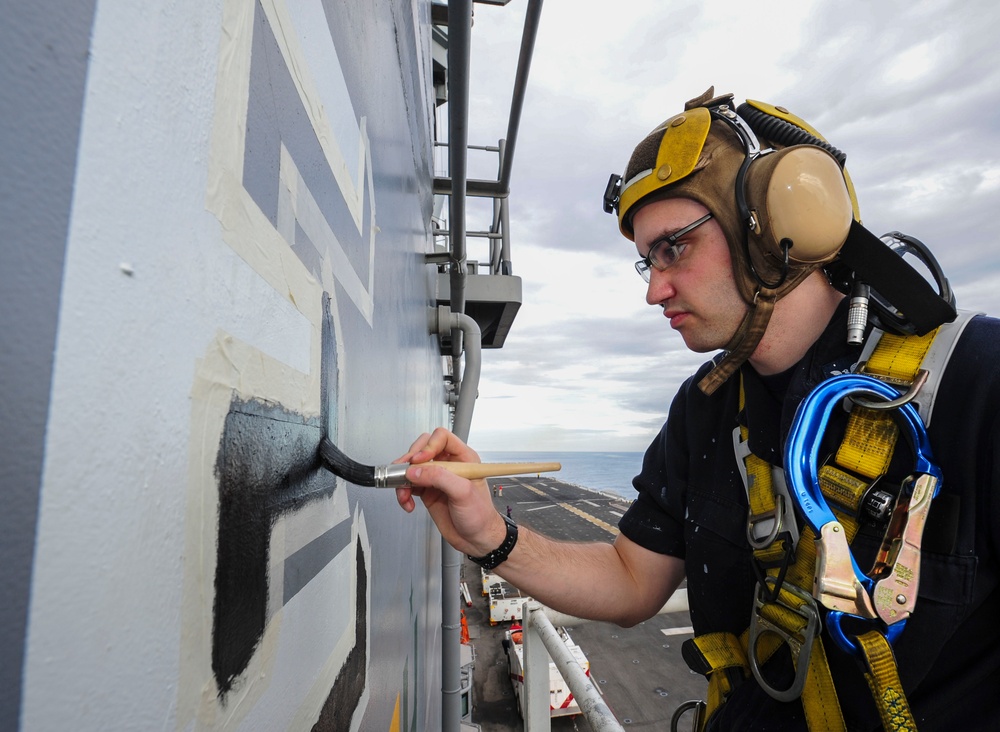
[632,197,748,353]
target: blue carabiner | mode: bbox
[784,373,942,656]
[826,609,906,656]
[785,373,940,535]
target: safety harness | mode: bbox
[675,312,978,732]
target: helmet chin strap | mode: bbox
[697,288,778,395]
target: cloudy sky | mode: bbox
[460,0,1000,453]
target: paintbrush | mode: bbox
[318,437,560,488]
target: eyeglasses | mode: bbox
[634,213,713,282]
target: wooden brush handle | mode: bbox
[424,461,561,480]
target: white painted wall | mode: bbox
[14,0,447,729]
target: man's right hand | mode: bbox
[394,427,508,558]
[394,427,686,626]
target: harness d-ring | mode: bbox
[784,373,942,656]
[748,579,820,701]
[670,700,706,732]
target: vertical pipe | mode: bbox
[435,307,480,732]
[441,0,541,726]
[447,0,471,345]
[449,313,482,441]
[490,188,501,273]
[523,603,553,731]
[443,0,473,726]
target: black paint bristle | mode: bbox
[319,438,377,486]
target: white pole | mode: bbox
[523,602,625,732]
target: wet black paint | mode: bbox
[212,293,351,698]
[311,542,368,731]
[212,397,334,695]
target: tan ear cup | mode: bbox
[746,145,854,264]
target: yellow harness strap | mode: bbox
[690,327,939,731]
[689,633,749,717]
[857,631,918,732]
[699,389,848,731]
[693,621,844,732]
[746,495,849,730]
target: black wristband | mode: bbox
[468,514,518,571]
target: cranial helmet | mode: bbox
[603,87,860,394]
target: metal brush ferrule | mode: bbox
[374,463,410,488]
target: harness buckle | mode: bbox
[746,496,783,549]
[750,533,796,603]
[848,368,928,411]
[748,579,821,702]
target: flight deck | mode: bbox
[465,475,707,731]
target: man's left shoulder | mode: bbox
[945,311,1000,360]
[935,311,1000,394]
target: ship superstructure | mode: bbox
[1,1,540,729]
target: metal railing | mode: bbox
[520,591,690,732]
[433,139,513,276]
[433,0,544,202]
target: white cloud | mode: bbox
[461,0,1000,452]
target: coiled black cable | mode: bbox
[737,102,847,167]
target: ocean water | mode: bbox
[478,451,644,501]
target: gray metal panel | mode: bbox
[436,272,523,348]
[0,3,99,728]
